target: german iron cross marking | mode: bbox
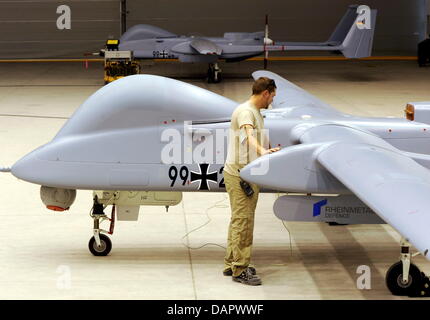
[190,164,218,190]
[160,50,169,58]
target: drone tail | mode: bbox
[335,5,377,59]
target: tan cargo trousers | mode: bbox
[223,171,260,277]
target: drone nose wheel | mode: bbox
[89,234,112,256]
[88,196,116,256]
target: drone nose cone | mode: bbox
[11,152,39,183]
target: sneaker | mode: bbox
[223,266,256,276]
[232,268,262,286]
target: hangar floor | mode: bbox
[0,59,429,300]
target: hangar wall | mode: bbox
[427,0,430,34]
[0,0,120,58]
[0,0,427,59]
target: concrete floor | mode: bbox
[0,59,429,299]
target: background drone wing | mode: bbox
[190,38,223,55]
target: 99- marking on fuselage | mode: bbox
[168,164,225,190]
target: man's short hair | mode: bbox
[252,77,277,95]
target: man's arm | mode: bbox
[242,124,280,156]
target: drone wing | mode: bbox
[241,124,430,259]
[189,38,223,55]
[252,70,341,114]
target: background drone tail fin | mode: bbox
[338,6,377,59]
[328,5,360,44]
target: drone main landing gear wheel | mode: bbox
[385,238,425,296]
[386,261,422,296]
[207,62,222,83]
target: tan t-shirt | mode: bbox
[224,101,267,177]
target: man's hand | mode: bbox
[262,147,281,155]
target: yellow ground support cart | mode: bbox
[104,40,140,84]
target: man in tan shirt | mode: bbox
[223,77,280,285]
